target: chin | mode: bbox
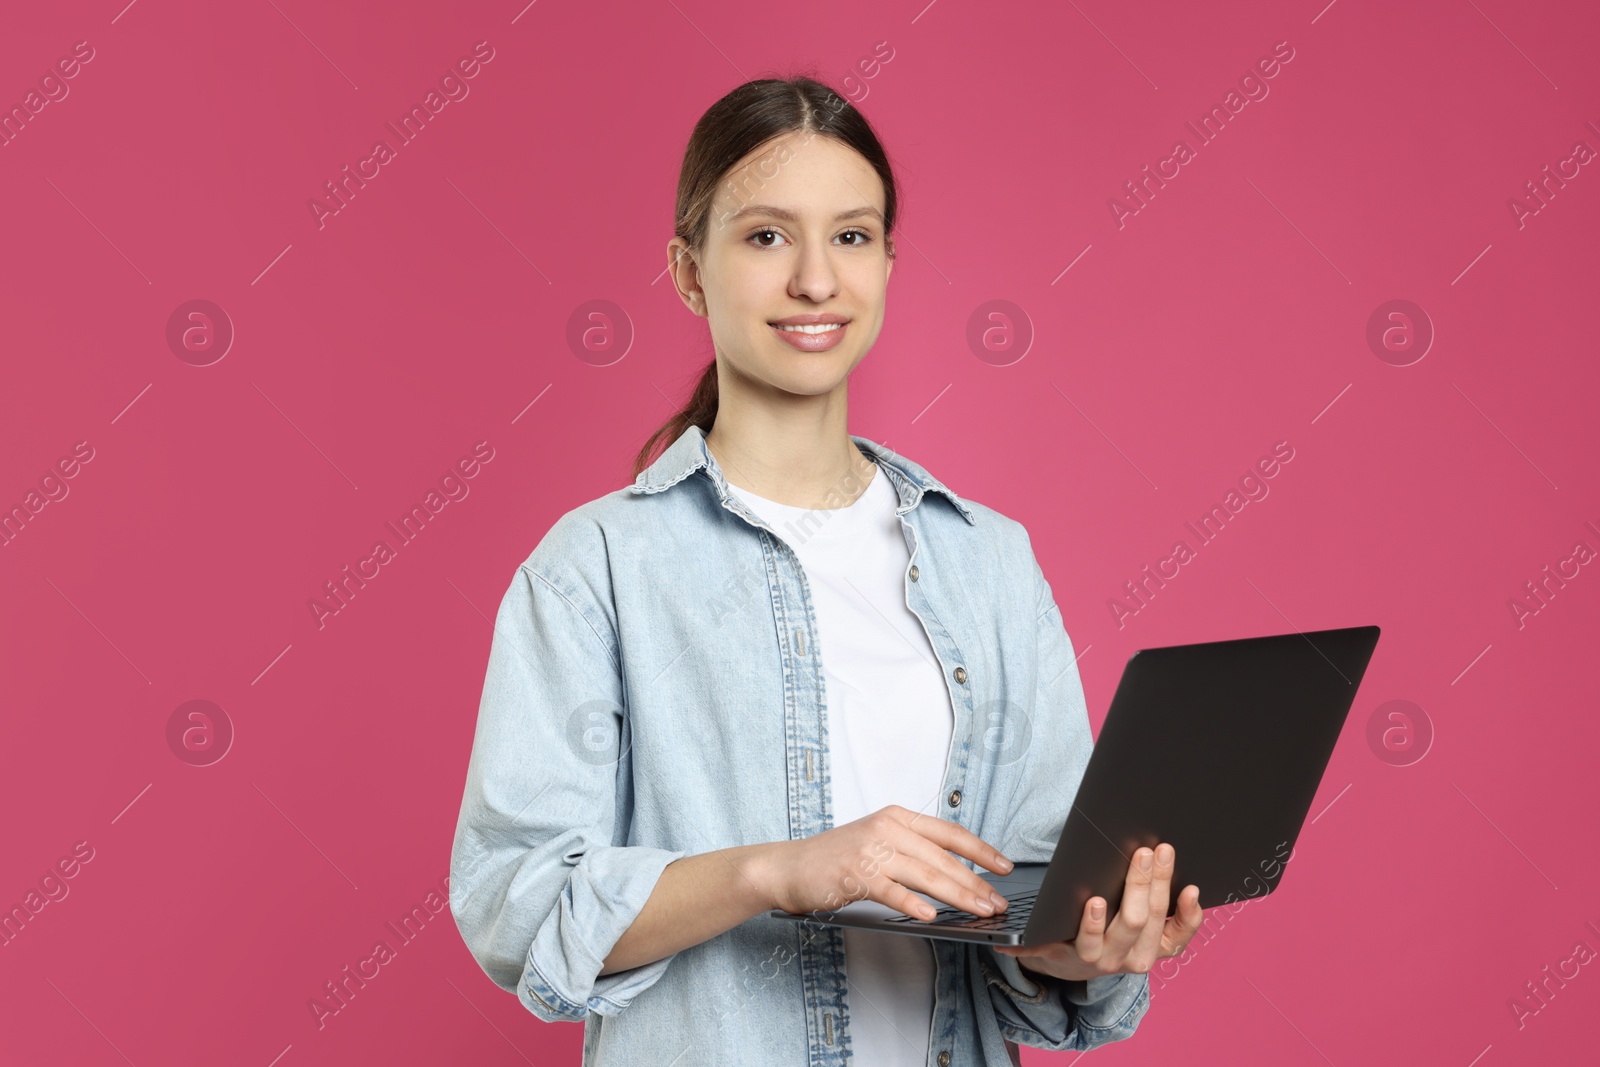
[766,368,853,396]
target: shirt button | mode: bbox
[938,1052,951,1067]
[953,666,967,684]
[909,564,919,582]
[948,789,962,808]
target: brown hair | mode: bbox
[631,75,900,480]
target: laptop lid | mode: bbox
[1020,623,1381,945]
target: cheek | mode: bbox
[847,271,889,317]
[719,273,779,329]
[847,307,885,354]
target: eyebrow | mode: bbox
[723,204,886,226]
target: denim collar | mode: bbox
[629,422,977,526]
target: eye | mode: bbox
[746,227,877,249]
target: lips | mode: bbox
[768,319,848,352]
[768,314,850,326]
[770,322,845,335]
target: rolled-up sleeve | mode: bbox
[978,948,1150,1051]
[448,560,687,1023]
[977,541,1152,1051]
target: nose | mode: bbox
[787,239,841,303]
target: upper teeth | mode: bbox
[774,323,843,333]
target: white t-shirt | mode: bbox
[727,461,956,1066]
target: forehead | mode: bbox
[711,133,885,223]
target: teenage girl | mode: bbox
[449,75,1204,1067]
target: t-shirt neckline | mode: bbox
[726,461,891,542]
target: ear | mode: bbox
[668,238,705,317]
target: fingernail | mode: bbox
[998,854,1014,872]
[1138,850,1153,872]
[990,893,1007,911]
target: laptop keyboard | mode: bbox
[881,892,1037,932]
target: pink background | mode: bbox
[3,0,1597,1064]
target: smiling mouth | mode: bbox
[769,322,847,334]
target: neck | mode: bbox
[705,384,877,511]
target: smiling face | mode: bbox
[669,132,895,400]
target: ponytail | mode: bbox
[631,357,719,480]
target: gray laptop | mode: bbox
[768,624,1381,946]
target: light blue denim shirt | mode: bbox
[448,423,1151,1065]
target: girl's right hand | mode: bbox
[760,804,1015,921]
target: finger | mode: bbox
[1114,847,1155,931]
[880,877,942,921]
[1182,882,1203,920]
[1072,895,1109,964]
[1162,884,1205,956]
[887,811,1011,910]
[1133,843,1176,961]
[1097,846,1155,962]
[897,806,1014,876]
[882,848,1002,917]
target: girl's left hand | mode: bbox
[993,842,1203,981]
